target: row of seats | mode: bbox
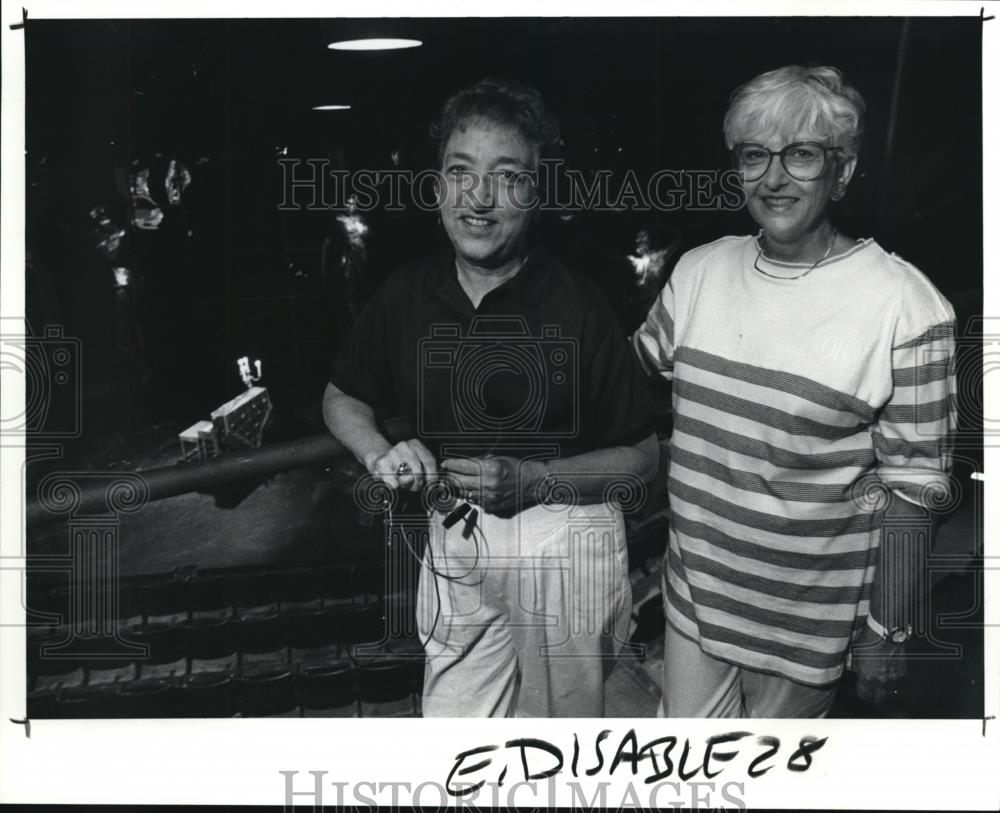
[26,555,425,718]
[26,559,402,625]
[27,655,425,718]
[26,597,424,676]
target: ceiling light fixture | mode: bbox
[327,38,422,51]
[311,104,352,111]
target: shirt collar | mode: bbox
[426,246,553,312]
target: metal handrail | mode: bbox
[25,418,410,527]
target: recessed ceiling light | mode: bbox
[327,38,422,51]
[312,104,352,111]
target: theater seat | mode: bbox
[123,578,183,622]
[122,622,183,665]
[26,690,60,719]
[233,611,284,655]
[282,606,340,652]
[28,630,81,676]
[379,636,425,693]
[181,616,236,661]
[337,600,386,645]
[76,633,147,673]
[297,661,356,713]
[234,668,298,717]
[355,659,416,714]
[117,679,180,718]
[184,575,231,615]
[54,686,121,719]
[230,571,277,612]
[175,672,234,717]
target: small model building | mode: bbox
[210,386,273,451]
[178,420,220,462]
[177,357,272,461]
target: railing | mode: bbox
[24,418,411,528]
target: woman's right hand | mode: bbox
[364,439,438,492]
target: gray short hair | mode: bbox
[723,65,866,157]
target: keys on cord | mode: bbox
[383,492,479,537]
[442,502,471,529]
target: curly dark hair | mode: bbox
[429,78,562,169]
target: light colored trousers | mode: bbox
[660,622,837,718]
[417,501,632,717]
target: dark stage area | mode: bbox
[20,16,985,719]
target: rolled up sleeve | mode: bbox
[632,276,676,379]
[873,293,957,509]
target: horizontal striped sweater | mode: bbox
[633,235,956,686]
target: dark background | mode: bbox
[24,16,983,461]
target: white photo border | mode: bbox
[1,0,997,809]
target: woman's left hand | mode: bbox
[440,456,545,517]
[851,626,908,708]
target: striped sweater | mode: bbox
[633,235,956,686]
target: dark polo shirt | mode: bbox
[330,247,655,461]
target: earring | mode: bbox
[831,185,845,201]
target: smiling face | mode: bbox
[740,124,856,260]
[438,119,539,274]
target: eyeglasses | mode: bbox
[732,142,843,182]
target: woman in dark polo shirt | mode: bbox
[323,78,658,717]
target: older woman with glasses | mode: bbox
[633,65,957,717]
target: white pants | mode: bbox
[417,501,632,718]
[660,622,837,718]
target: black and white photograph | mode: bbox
[1,1,997,809]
